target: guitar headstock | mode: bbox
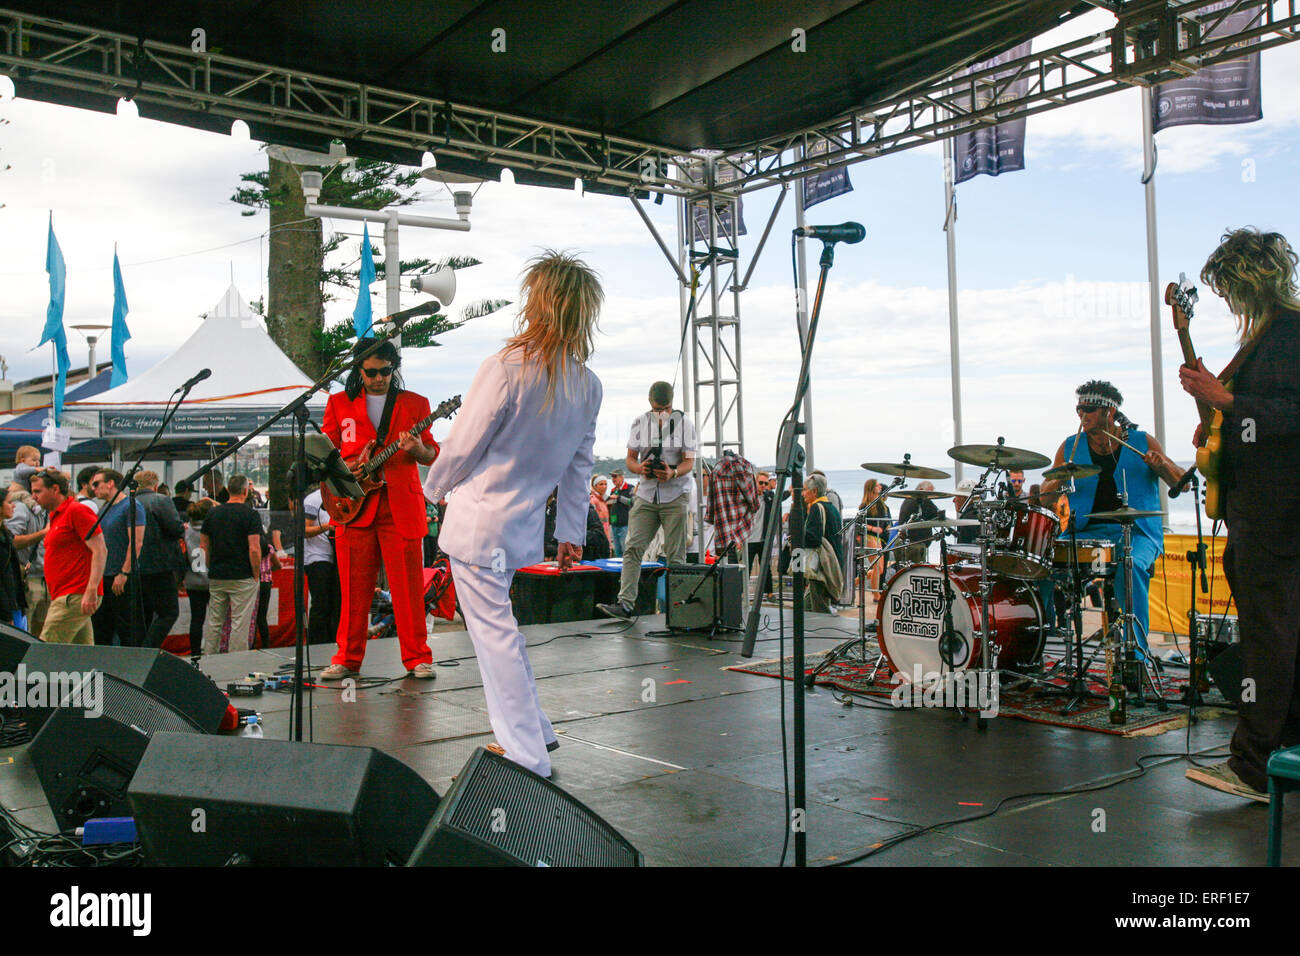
[432,395,462,421]
[1165,273,1198,332]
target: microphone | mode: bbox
[179,368,212,391]
[1168,465,1198,499]
[793,222,866,244]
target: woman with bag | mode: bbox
[801,473,843,613]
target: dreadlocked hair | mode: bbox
[504,250,603,410]
[1201,227,1300,344]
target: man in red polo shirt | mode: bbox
[31,469,106,644]
[319,339,439,680]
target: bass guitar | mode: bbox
[321,395,461,525]
[1165,276,1224,518]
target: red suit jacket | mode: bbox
[322,388,437,539]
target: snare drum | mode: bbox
[877,563,1045,678]
[1052,538,1115,574]
[987,502,1059,581]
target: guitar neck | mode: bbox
[1175,327,1218,432]
[369,411,439,469]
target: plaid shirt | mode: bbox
[704,454,759,557]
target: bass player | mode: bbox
[320,339,439,680]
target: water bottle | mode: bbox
[240,714,264,738]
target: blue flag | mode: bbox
[40,215,70,425]
[110,251,131,387]
[352,223,376,338]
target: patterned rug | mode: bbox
[727,637,1232,737]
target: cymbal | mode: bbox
[887,489,954,500]
[1042,462,1101,481]
[948,443,1051,470]
[897,517,981,531]
[1084,506,1165,522]
[861,461,951,480]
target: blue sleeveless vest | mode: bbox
[1063,430,1162,551]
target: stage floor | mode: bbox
[3,608,1296,867]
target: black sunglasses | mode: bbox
[1076,404,1104,414]
[362,366,394,378]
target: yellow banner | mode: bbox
[1149,534,1234,635]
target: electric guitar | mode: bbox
[321,395,461,525]
[1166,276,1225,518]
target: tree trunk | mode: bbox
[266,157,325,510]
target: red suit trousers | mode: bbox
[332,489,432,671]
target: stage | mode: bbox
[3,608,1296,867]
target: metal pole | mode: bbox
[385,210,401,350]
[1142,89,1167,453]
[943,137,965,483]
[793,150,816,470]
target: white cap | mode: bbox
[956,478,976,494]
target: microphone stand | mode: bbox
[84,382,196,648]
[741,234,845,868]
[1181,472,1208,710]
[180,320,410,742]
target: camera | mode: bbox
[643,447,667,478]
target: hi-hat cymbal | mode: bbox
[948,443,1051,470]
[897,517,981,531]
[1042,462,1101,481]
[861,461,951,480]
[887,489,954,500]
[1084,506,1165,522]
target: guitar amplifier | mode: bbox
[665,564,745,632]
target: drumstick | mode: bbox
[1065,419,1084,464]
[1103,430,1146,458]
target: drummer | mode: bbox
[1040,380,1183,655]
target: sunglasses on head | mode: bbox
[362,366,394,378]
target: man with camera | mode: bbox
[597,381,697,621]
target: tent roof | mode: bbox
[0,369,112,458]
[71,285,325,410]
[7,1,1084,155]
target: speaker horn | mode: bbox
[410,265,456,306]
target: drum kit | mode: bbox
[812,439,1168,721]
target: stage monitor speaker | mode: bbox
[408,746,642,867]
[1207,642,1245,705]
[15,645,227,735]
[28,674,204,831]
[128,733,439,866]
[665,563,744,632]
[0,622,39,675]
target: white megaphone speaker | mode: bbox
[410,266,456,306]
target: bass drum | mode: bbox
[877,564,1044,680]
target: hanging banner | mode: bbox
[802,139,853,209]
[953,41,1032,184]
[1149,534,1234,635]
[687,162,747,241]
[1153,2,1263,131]
[99,408,320,438]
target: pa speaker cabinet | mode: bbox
[665,563,745,632]
[408,747,642,867]
[0,622,39,675]
[28,674,204,831]
[128,733,439,866]
[16,645,227,735]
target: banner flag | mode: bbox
[352,223,376,338]
[40,213,70,425]
[1153,2,1263,132]
[110,250,131,387]
[802,139,853,209]
[953,41,1032,184]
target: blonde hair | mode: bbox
[1201,227,1300,343]
[505,250,603,409]
[14,445,39,464]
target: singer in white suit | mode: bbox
[423,251,604,778]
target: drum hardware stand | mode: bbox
[806,478,902,687]
[1110,501,1169,714]
[937,534,988,728]
[1180,471,1210,711]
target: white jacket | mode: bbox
[423,349,602,571]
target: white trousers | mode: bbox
[449,557,555,777]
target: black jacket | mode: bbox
[1222,308,1300,554]
[804,498,843,564]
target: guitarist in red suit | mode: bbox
[319,340,439,680]
[1181,228,1300,803]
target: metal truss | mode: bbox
[0,8,681,196]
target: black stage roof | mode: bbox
[3,1,1086,155]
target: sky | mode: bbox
[2,8,1298,495]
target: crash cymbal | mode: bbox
[896,517,981,531]
[1042,462,1101,481]
[860,460,951,480]
[1084,506,1166,522]
[887,489,954,500]
[948,443,1051,470]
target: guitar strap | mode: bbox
[374,387,400,447]
[1217,321,1270,388]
